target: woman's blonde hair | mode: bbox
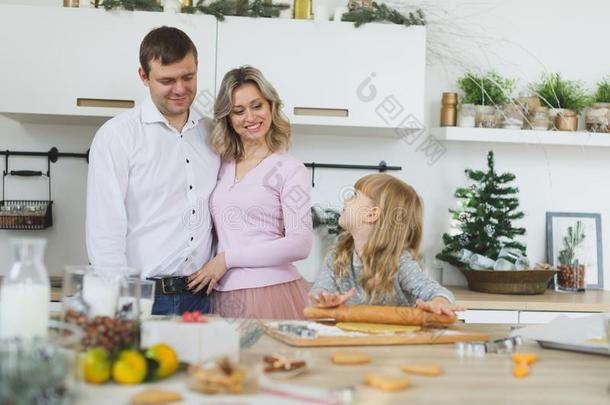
[211,66,291,160]
[333,174,423,304]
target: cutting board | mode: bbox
[265,321,489,347]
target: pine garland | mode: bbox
[247,0,290,18]
[341,2,426,28]
[100,0,289,18]
[436,151,526,269]
[184,0,289,20]
[99,0,162,11]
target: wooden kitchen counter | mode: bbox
[50,282,610,312]
[77,324,610,405]
[450,286,610,312]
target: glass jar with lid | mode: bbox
[457,103,476,127]
[475,105,499,128]
[62,265,141,353]
[585,102,610,133]
[502,104,524,129]
[529,106,550,130]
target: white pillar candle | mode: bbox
[140,298,154,319]
[164,0,181,13]
[314,5,331,21]
[82,273,120,318]
[333,6,347,22]
[458,115,476,128]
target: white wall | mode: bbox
[1,0,608,291]
[0,117,95,275]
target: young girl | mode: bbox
[309,174,463,316]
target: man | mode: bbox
[86,26,219,315]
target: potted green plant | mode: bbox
[555,221,586,292]
[593,77,610,103]
[529,73,592,131]
[585,77,610,133]
[457,71,515,128]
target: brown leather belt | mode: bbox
[148,276,190,295]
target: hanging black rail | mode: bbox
[304,160,402,187]
[0,149,400,189]
[0,147,89,163]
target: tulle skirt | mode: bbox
[212,278,309,320]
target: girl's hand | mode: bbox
[187,253,227,295]
[415,297,465,317]
[308,288,356,308]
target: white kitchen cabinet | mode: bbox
[0,6,426,131]
[216,17,426,131]
[0,6,216,119]
[458,310,519,324]
[518,311,597,324]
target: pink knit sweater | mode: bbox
[210,152,313,291]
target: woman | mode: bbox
[186,66,313,319]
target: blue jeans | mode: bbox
[151,292,212,315]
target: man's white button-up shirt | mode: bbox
[86,97,220,278]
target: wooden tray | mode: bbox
[459,268,558,295]
[265,322,489,347]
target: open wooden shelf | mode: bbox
[431,127,610,147]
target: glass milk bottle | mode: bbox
[0,238,50,339]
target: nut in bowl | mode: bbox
[62,266,141,353]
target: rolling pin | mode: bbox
[303,305,456,326]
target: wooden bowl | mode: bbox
[458,268,558,295]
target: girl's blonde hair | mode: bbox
[333,174,423,304]
[211,65,291,160]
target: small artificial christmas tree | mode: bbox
[436,150,526,269]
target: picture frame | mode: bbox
[546,212,604,290]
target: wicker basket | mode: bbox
[459,268,558,295]
[1,162,54,230]
[0,200,53,230]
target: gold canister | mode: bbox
[440,92,457,127]
[180,0,193,7]
[294,0,312,19]
[64,0,79,7]
[554,110,578,131]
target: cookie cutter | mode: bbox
[456,336,523,357]
[278,323,317,339]
[455,341,487,357]
[331,385,354,404]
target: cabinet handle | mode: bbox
[10,170,43,177]
[293,107,349,117]
[76,98,135,109]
